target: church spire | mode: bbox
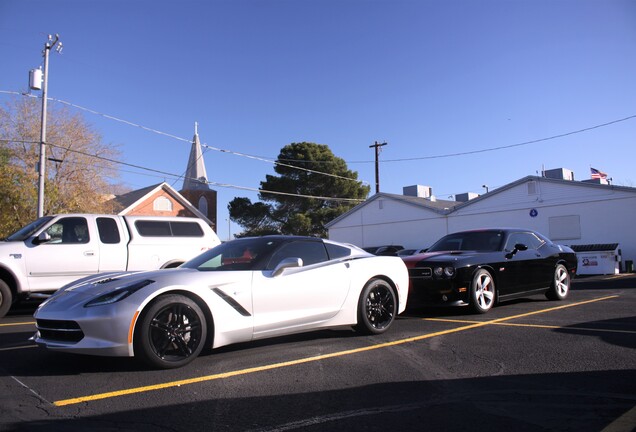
[182,122,209,191]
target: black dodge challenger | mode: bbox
[401,228,578,313]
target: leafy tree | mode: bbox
[0,97,120,237]
[229,142,369,237]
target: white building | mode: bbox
[326,171,636,273]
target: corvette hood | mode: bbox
[38,268,250,312]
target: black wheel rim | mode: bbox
[148,303,203,363]
[365,284,395,330]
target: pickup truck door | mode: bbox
[24,216,100,292]
[95,216,128,272]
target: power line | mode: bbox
[0,138,364,203]
[1,90,368,185]
[371,114,636,163]
[3,90,635,190]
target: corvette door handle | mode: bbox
[84,251,95,256]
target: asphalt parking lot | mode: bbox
[1,274,635,432]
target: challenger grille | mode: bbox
[408,267,432,278]
[36,319,84,343]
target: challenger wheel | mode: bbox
[470,269,495,314]
[546,264,570,300]
[135,294,207,369]
[354,278,397,335]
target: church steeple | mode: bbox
[182,122,209,191]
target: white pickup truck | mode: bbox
[0,214,221,317]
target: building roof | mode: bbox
[326,174,636,228]
[325,192,460,228]
[182,123,210,191]
[111,182,213,225]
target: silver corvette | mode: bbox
[33,236,409,368]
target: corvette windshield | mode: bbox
[182,237,284,271]
[428,231,504,252]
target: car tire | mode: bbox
[354,278,397,335]
[0,280,12,318]
[546,264,570,301]
[134,294,207,369]
[470,269,496,314]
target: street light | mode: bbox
[32,34,62,218]
[482,184,489,193]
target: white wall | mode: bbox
[327,178,636,267]
[328,196,448,249]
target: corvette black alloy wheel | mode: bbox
[135,294,207,369]
[355,278,397,335]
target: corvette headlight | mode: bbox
[84,280,154,308]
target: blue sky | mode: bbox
[2,0,635,240]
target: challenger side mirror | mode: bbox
[506,243,528,259]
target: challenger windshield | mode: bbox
[428,231,504,252]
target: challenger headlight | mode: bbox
[84,279,154,308]
[434,266,456,278]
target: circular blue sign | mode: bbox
[529,208,538,217]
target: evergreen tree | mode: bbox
[229,142,369,237]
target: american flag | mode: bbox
[590,167,608,179]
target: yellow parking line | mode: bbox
[0,345,37,352]
[53,295,618,407]
[427,318,636,334]
[0,321,36,327]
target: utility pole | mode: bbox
[35,34,62,218]
[369,141,387,194]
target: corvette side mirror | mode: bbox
[273,257,303,276]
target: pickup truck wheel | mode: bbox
[134,294,207,369]
[0,280,12,318]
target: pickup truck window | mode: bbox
[135,220,205,237]
[97,217,121,244]
[46,217,90,244]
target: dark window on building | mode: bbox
[97,217,121,244]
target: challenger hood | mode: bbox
[402,250,483,265]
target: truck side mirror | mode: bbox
[34,232,51,245]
